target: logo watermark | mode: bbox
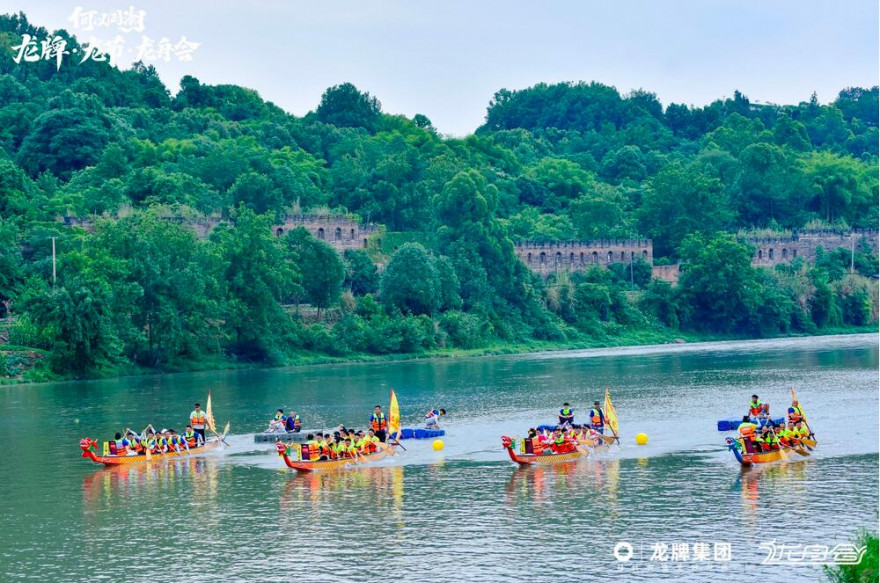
[9,5,201,70]
[613,540,868,570]
[759,541,867,566]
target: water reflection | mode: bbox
[80,457,219,520]
[505,459,621,510]
[733,461,812,527]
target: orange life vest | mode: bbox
[190,411,206,429]
[370,413,387,432]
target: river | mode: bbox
[1,334,877,582]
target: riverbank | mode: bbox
[3,325,876,386]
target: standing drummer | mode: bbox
[189,403,207,443]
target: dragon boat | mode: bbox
[276,440,394,472]
[79,392,229,467]
[725,388,817,466]
[501,435,592,466]
[81,433,227,466]
[277,389,402,472]
[503,389,619,466]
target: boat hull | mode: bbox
[80,438,223,466]
[277,442,393,472]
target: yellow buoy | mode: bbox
[635,433,648,445]
[432,439,445,451]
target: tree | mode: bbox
[211,208,300,361]
[570,182,633,240]
[93,212,222,366]
[380,243,439,315]
[638,162,732,257]
[21,253,122,374]
[16,92,116,179]
[343,249,379,295]
[676,233,763,333]
[316,83,382,131]
[286,228,345,311]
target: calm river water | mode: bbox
[1,334,877,582]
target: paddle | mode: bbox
[208,422,230,447]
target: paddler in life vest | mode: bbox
[795,420,811,440]
[184,425,197,448]
[549,429,575,454]
[787,400,804,424]
[589,401,606,434]
[783,421,801,447]
[370,405,388,442]
[189,403,206,443]
[558,403,575,427]
[113,432,128,456]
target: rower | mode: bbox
[425,408,446,429]
[370,405,388,442]
[366,429,380,453]
[189,403,207,443]
[787,400,804,424]
[589,401,606,434]
[558,403,575,426]
[784,421,801,447]
[304,434,320,461]
[184,425,197,448]
[796,420,811,439]
[285,411,302,433]
[113,432,127,456]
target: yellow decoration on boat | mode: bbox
[389,389,401,440]
[604,388,619,437]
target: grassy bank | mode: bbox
[3,325,876,386]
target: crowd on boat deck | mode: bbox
[737,394,813,452]
[520,425,607,455]
[282,428,383,461]
[108,402,210,456]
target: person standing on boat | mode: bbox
[189,403,207,444]
[370,405,388,442]
[558,403,574,426]
[589,401,606,434]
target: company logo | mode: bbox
[759,541,867,566]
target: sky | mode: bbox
[10,0,880,135]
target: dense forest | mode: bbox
[0,13,877,381]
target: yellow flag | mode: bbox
[389,389,401,439]
[790,387,808,423]
[206,392,217,433]
[604,388,619,436]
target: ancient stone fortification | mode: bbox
[651,264,682,285]
[59,214,379,253]
[514,239,653,276]
[745,230,878,267]
[272,215,379,252]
